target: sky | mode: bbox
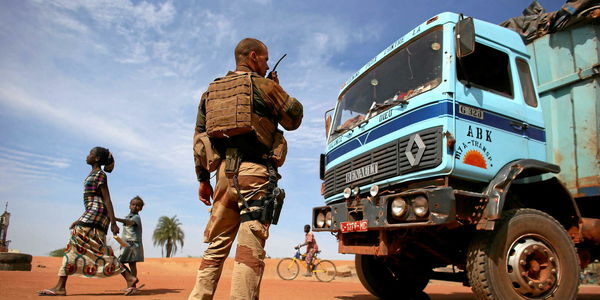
[0,0,567,260]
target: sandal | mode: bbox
[124,287,138,296]
[121,283,145,292]
[37,289,66,296]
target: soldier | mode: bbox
[189,38,303,300]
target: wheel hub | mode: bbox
[507,236,559,297]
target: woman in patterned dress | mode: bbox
[38,147,139,296]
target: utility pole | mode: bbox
[0,202,11,252]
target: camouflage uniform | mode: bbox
[190,67,303,300]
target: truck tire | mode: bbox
[0,253,32,263]
[0,262,32,271]
[467,208,579,300]
[355,254,430,300]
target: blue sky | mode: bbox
[0,0,566,259]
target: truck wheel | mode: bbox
[467,208,579,300]
[0,253,32,263]
[0,262,32,271]
[355,254,430,300]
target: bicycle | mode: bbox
[276,248,337,282]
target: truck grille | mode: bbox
[324,126,443,198]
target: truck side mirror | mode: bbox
[324,108,334,137]
[456,16,475,58]
[319,154,326,180]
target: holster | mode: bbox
[237,160,286,225]
[270,187,285,225]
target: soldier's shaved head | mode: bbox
[235,38,267,65]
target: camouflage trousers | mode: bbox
[189,162,270,300]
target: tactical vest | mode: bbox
[205,72,277,151]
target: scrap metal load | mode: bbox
[500,0,599,44]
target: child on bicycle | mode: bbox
[295,224,319,276]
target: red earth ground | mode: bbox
[1,256,599,299]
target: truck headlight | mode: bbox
[325,211,332,227]
[390,197,407,218]
[412,195,429,217]
[316,212,326,228]
[343,187,352,199]
[369,185,379,197]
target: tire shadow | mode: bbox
[336,292,600,300]
[336,292,475,300]
[335,294,376,300]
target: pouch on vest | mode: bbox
[193,131,221,172]
[270,130,287,167]
[205,73,253,138]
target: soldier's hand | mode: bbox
[199,181,214,206]
[269,71,279,84]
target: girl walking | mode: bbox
[38,147,139,296]
[116,196,145,287]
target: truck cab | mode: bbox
[313,12,599,300]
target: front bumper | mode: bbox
[312,186,456,232]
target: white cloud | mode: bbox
[48,0,176,30]
[250,0,272,5]
[117,41,150,64]
[200,10,237,48]
[0,146,70,167]
[0,84,181,168]
[50,12,89,33]
[37,0,177,67]
[0,145,72,189]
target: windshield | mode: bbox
[331,29,443,138]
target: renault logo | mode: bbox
[405,133,426,166]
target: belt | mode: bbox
[242,156,269,166]
[246,199,265,207]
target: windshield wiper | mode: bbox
[332,127,350,135]
[366,96,408,118]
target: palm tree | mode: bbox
[153,215,185,258]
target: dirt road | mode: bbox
[1,257,599,299]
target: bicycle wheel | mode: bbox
[277,258,300,280]
[314,260,337,282]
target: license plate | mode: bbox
[340,220,368,233]
[459,104,484,119]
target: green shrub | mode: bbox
[48,248,66,257]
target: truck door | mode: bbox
[453,41,528,181]
[514,57,546,162]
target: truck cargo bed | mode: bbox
[528,24,600,198]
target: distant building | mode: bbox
[0,203,10,252]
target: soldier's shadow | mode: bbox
[74,288,183,296]
[136,288,183,296]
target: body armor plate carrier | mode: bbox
[205,73,254,139]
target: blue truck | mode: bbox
[312,12,599,300]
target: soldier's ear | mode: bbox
[249,51,257,62]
